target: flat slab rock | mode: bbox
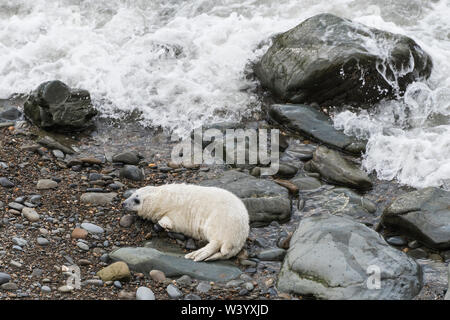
[269,104,365,154]
[109,247,241,282]
[199,170,291,227]
[306,146,372,190]
[277,213,422,300]
[382,187,450,250]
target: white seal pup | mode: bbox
[122,184,250,262]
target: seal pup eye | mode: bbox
[134,198,140,205]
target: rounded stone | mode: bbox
[136,286,156,300]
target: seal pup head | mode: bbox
[122,186,155,213]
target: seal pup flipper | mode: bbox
[185,240,221,262]
[158,216,173,230]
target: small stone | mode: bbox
[1,282,18,291]
[52,149,65,159]
[244,282,254,291]
[113,281,122,289]
[118,290,135,300]
[226,280,244,288]
[196,281,211,293]
[112,151,141,165]
[136,286,156,300]
[97,261,131,281]
[71,228,88,239]
[12,237,28,247]
[408,240,421,249]
[8,202,25,211]
[75,259,90,267]
[41,286,51,293]
[0,177,14,188]
[37,179,58,190]
[176,275,192,287]
[0,272,11,285]
[80,193,117,206]
[22,207,40,222]
[10,260,22,268]
[386,236,407,246]
[149,270,166,283]
[239,289,249,296]
[119,214,135,228]
[37,237,50,246]
[58,285,73,293]
[80,222,104,234]
[77,242,89,251]
[119,165,144,181]
[256,248,286,261]
[166,284,182,299]
[185,294,202,300]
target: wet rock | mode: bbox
[200,170,291,227]
[290,176,322,191]
[0,177,14,188]
[0,106,21,121]
[119,165,144,181]
[37,136,75,154]
[255,13,432,107]
[23,80,97,131]
[256,248,286,261]
[97,261,131,281]
[109,247,241,282]
[276,163,298,178]
[277,213,422,299]
[307,146,372,190]
[112,151,141,165]
[269,104,365,154]
[22,207,40,222]
[382,187,450,250]
[136,286,155,300]
[80,192,117,206]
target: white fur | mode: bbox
[122,184,250,262]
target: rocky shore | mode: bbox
[1,13,449,300]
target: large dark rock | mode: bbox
[200,170,291,227]
[277,213,422,300]
[306,146,372,190]
[269,104,365,154]
[382,188,450,250]
[255,14,432,107]
[24,80,97,131]
[109,247,241,282]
